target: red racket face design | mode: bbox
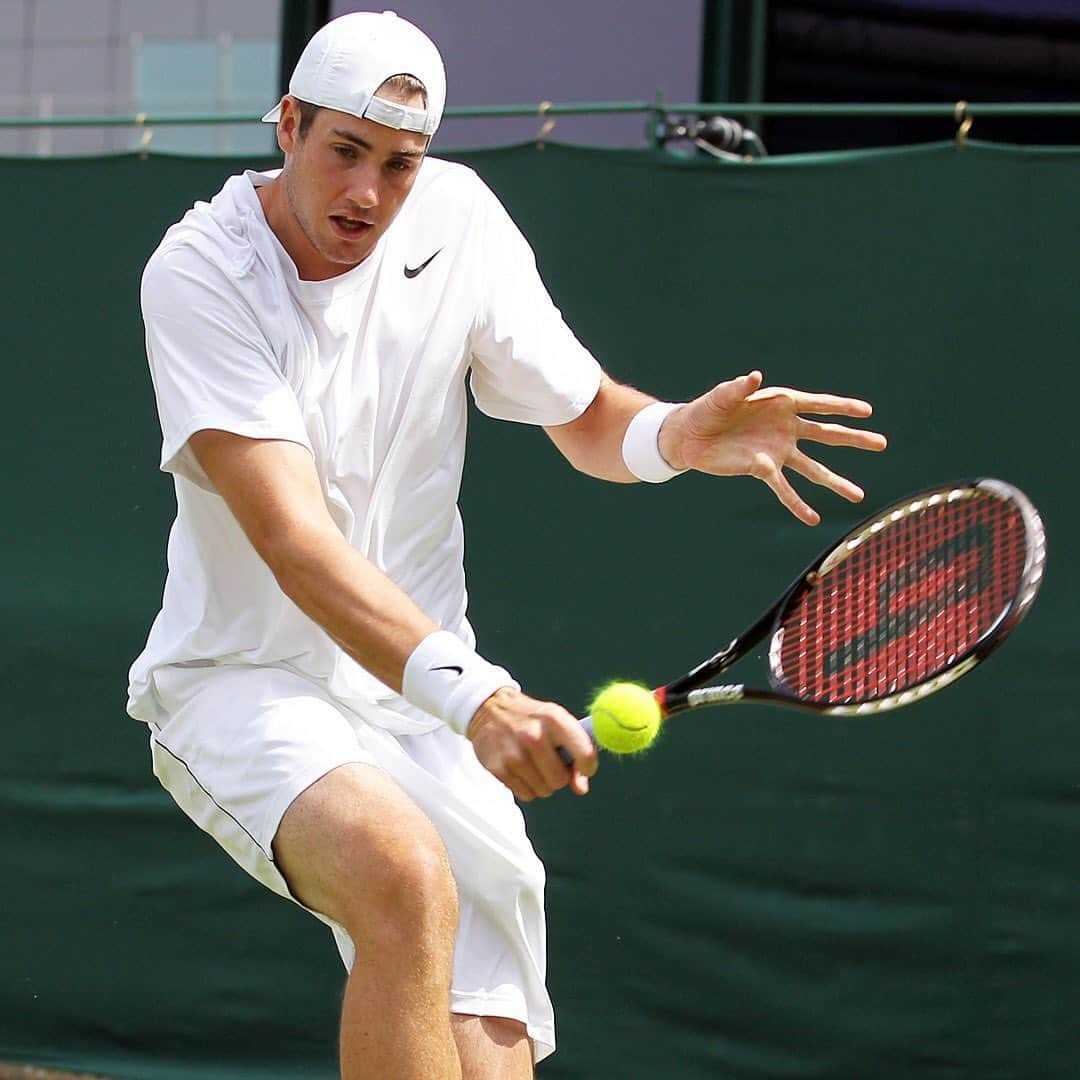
[769,483,1043,712]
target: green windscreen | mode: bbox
[0,139,1076,1079]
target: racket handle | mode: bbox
[556,715,594,767]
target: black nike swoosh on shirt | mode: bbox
[404,248,443,278]
[429,664,464,676]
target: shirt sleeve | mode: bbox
[467,182,602,427]
[141,245,311,493]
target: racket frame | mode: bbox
[656,477,1045,718]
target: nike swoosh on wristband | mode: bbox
[429,664,464,675]
[404,248,442,278]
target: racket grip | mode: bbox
[556,716,595,767]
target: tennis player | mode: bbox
[127,11,886,1079]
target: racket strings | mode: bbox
[776,493,1029,705]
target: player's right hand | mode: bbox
[466,687,598,801]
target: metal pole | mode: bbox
[278,0,330,99]
[699,0,734,104]
[747,0,768,134]
[700,1,770,134]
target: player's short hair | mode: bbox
[296,100,324,137]
[296,75,429,138]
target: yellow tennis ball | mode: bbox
[589,681,662,755]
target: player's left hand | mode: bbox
[658,370,887,525]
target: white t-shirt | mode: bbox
[128,159,602,734]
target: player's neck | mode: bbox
[256,177,360,282]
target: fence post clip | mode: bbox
[136,112,154,159]
[536,101,555,149]
[954,100,973,149]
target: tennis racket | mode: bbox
[563,477,1045,757]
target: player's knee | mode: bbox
[453,1014,533,1075]
[387,831,459,929]
[482,1014,529,1045]
[338,823,459,946]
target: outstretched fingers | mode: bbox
[753,455,820,526]
[788,448,865,503]
[787,390,875,418]
[797,417,888,452]
[690,374,888,523]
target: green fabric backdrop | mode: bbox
[0,139,1076,1078]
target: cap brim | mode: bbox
[261,104,282,123]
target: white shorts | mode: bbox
[145,663,554,1063]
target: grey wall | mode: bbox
[0,0,281,155]
[331,0,704,148]
[2,0,703,155]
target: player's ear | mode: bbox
[276,96,302,155]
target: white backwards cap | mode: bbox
[262,10,446,136]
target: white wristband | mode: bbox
[622,401,688,483]
[402,630,519,737]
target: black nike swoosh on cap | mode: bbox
[404,248,442,278]
[429,664,463,676]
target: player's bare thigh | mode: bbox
[272,761,457,936]
[274,764,538,1079]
